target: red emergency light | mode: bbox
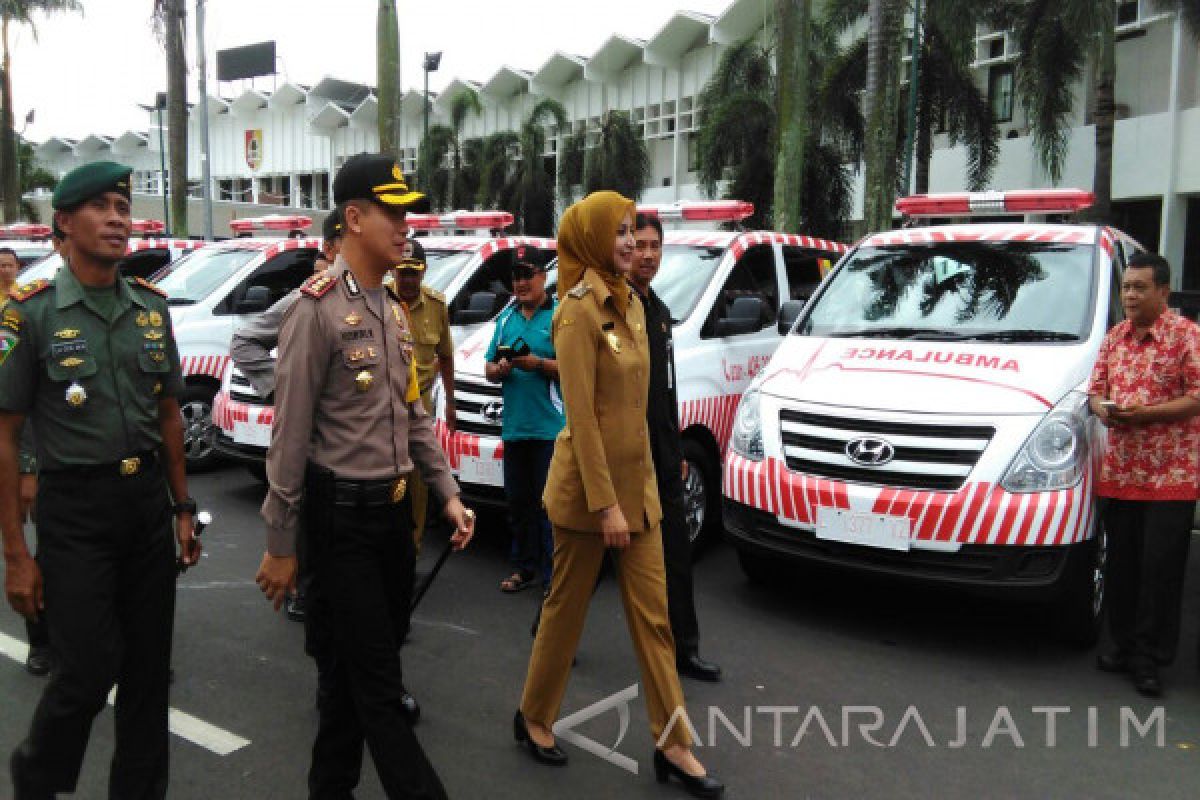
[406,210,515,231]
[132,219,166,235]
[896,189,1095,217]
[637,200,755,223]
[229,214,313,234]
[0,223,51,240]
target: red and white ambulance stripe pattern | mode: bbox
[861,226,1093,248]
[724,454,1096,546]
[433,419,500,470]
[478,237,557,261]
[127,238,207,253]
[212,390,274,432]
[729,232,849,260]
[182,355,231,381]
[679,395,740,453]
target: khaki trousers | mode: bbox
[520,524,692,749]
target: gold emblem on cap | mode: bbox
[345,313,362,326]
[355,370,373,392]
[136,312,149,327]
[54,328,81,339]
[149,311,163,327]
[65,381,88,407]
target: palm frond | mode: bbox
[1013,0,1085,183]
[922,27,998,190]
[448,88,482,133]
[821,0,868,36]
[582,111,649,200]
[815,35,867,165]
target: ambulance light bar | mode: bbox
[405,210,515,231]
[0,223,51,240]
[132,219,166,235]
[896,189,1094,217]
[637,200,755,223]
[229,214,313,233]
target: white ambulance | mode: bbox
[211,211,557,475]
[436,200,849,547]
[1,223,55,269]
[722,189,1140,644]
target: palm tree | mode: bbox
[417,123,455,209]
[14,136,54,221]
[580,110,649,201]
[457,135,483,211]
[508,98,567,236]
[861,0,905,232]
[152,0,188,236]
[476,130,519,210]
[444,89,481,208]
[558,126,587,207]
[376,0,401,158]
[0,0,80,222]
[773,0,812,234]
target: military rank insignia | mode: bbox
[134,277,168,298]
[2,308,19,334]
[9,279,50,303]
[0,327,17,366]
[301,273,336,299]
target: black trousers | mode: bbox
[1103,498,1195,669]
[503,439,555,585]
[657,463,701,656]
[13,463,175,799]
[302,471,446,800]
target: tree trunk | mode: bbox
[773,0,811,233]
[165,0,188,237]
[862,0,904,232]
[914,33,934,197]
[1090,12,1116,225]
[1,17,17,223]
[377,0,401,159]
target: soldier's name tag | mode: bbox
[51,340,88,358]
[341,329,374,342]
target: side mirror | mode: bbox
[452,291,500,325]
[714,296,766,337]
[453,309,493,325]
[236,285,271,314]
[778,300,806,334]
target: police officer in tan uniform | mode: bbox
[514,191,723,798]
[387,252,455,550]
[255,153,475,799]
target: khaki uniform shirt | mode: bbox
[384,277,452,399]
[542,268,662,533]
[262,258,459,557]
[0,265,184,470]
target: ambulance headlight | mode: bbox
[1001,392,1089,493]
[732,390,764,461]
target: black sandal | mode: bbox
[500,570,536,593]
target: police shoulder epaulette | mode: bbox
[423,286,446,304]
[131,276,168,297]
[566,281,591,299]
[300,273,337,299]
[9,279,51,303]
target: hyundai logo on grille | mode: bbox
[845,437,895,467]
[482,400,504,424]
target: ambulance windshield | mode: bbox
[422,250,474,293]
[652,244,725,323]
[799,242,1094,341]
[155,247,259,305]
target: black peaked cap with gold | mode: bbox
[333,153,430,212]
[52,160,133,210]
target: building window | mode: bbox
[687,132,699,173]
[1116,1,1139,27]
[988,65,1014,123]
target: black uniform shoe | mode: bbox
[653,749,725,798]
[401,690,421,725]
[24,647,51,677]
[1096,651,1132,674]
[513,711,567,766]
[286,593,307,622]
[1134,667,1163,698]
[677,652,722,683]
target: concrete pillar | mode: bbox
[1159,12,1186,283]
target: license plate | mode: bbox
[459,454,504,487]
[232,421,272,448]
[815,507,911,552]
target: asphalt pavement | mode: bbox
[2,462,1200,799]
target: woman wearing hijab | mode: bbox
[513,191,724,798]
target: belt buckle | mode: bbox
[390,477,407,504]
[119,457,141,477]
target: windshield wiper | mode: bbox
[967,330,1079,342]
[165,297,196,306]
[831,327,969,340]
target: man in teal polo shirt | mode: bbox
[485,259,562,593]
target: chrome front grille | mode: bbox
[779,408,993,492]
[454,377,503,436]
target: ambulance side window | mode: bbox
[1107,240,1130,329]
[451,250,514,319]
[781,246,824,303]
[702,244,779,338]
[217,249,317,315]
[118,249,173,281]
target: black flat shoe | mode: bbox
[677,652,722,683]
[1134,669,1162,698]
[513,711,567,766]
[24,647,51,677]
[653,749,724,798]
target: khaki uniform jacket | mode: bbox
[261,258,459,557]
[404,284,452,398]
[542,268,662,533]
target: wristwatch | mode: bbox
[172,498,198,516]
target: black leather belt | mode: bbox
[307,465,409,508]
[41,450,159,479]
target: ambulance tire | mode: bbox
[682,439,720,557]
[179,384,221,472]
[1053,525,1107,648]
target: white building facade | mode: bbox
[33,0,1200,286]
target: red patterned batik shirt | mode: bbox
[1088,310,1200,500]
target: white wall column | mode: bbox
[1159,11,1186,284]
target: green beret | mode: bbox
[52,160,133,210]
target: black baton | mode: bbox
[177,510,211,575]
[411,536,456,612]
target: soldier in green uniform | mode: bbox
[388,254,456,550]
[0,161,200,799]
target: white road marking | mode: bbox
[0,630,250,756]
[176,580,258,590]
[410,617,480,636]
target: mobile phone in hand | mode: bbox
[1099,399,1118,413]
